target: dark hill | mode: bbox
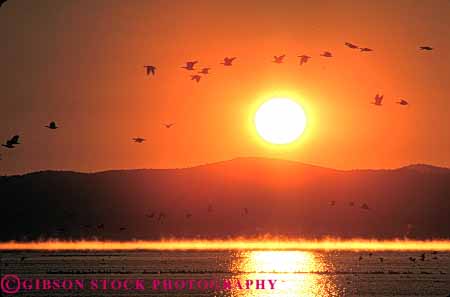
[1,158,449,241]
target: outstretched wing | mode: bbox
[10,135,19,143]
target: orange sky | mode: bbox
[1,0,450,174]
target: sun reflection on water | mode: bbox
[231,251,340,297]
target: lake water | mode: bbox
[1,250,449,296]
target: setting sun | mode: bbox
[254,98,307,145]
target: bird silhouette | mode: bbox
[396,99,409,106]
[297,55,311,65]
[320,51,333,58]
[345,42,359,49]
[409,256,416,262]
[132,137,146,143]
[360,47,373,52]
[273,55,286,63]
[361,203,370,210]
[198,68,210,74]
[379,257,384,263]
[144,65,156,75]
[2,135,20,148]
[163,123,175,128]
[157,212,166,222]
[191,75,201,82]
[419,46,433,51]
[420,253,426,261]
[358,256,363,261]
[45,121,58,129]
[221,57,236,66]
[372,94,383,106]
[181,61,198,70]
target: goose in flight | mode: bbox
[157,212,166,221]
[345,42,359,49]
[361,203,370,210]
[2,135,20,148]
[298,55,311,65]
[191,75,201,82]
[320,51,333,58]
[144,65,156,75]
[360,47,373,52]
[273,55,286,63]
[181,61,198,70]
[419,46,433,51]
[198,68,211,74]
[163,123,175,128]
[221,57,236,66]
[396,99,408,106]
[372,94,383,106]
[45,121,58,129]
[132,137,146,143]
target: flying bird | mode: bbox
[221,57,236,66]
[191,75,201,82]
[360,47,373,52]
[419,46,433,51]
[2,135,20,148]
[132,137,146,143]
[273,55,286,63]
[144,65,156,75]
[297,55,311,65]
[181,61,198,70]
[163,123,175,128]
[345,42,359,49]
[372,94,383,106]
[157,212,166,221]
[45,121,58,129]
[198,68,210,74]
[320,51,333,58]
[396,99,409,106]
[361,203,370,210]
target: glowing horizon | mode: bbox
[1,238,450,251]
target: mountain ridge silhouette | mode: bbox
[1,157,449,241]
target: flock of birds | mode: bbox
[144,41,434,107]
[357,251,440,264]
[1,40,436,158]
[330,200,371,211]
